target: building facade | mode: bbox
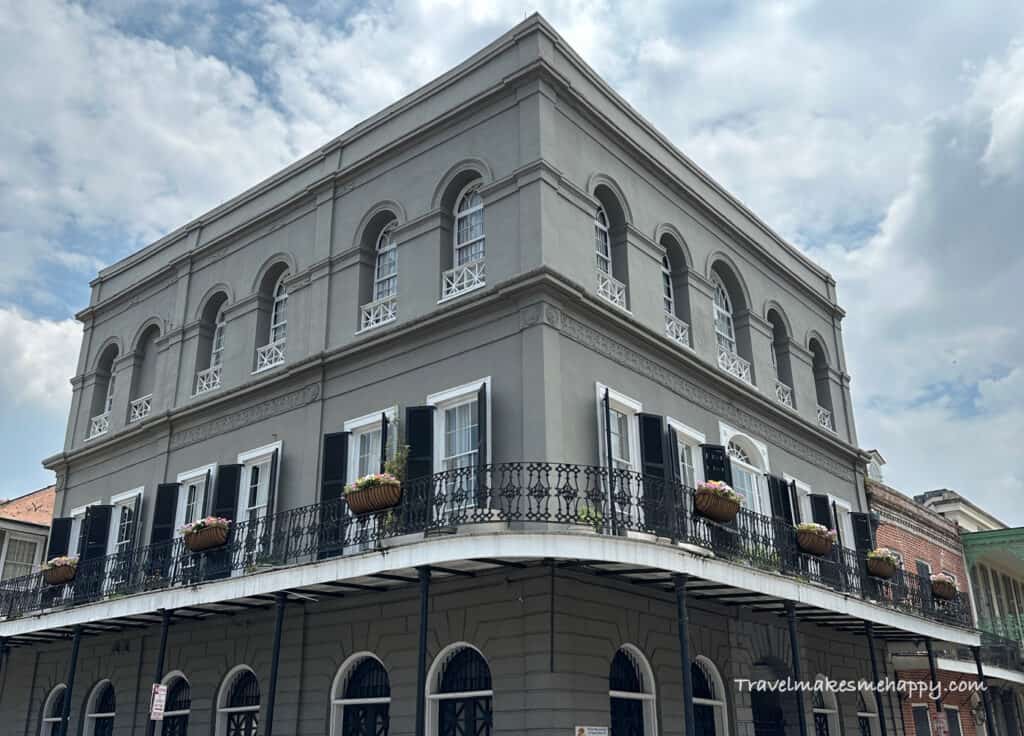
[0,486,54,583]
[0,15,983,736]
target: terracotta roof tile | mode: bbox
[0,485,55,527]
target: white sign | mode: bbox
[150,684,167,721]
[575,728,609,736]
[931,710,950,736]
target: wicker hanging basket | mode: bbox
[346,479,402,515]
[931,578,957,600]
[694,488,740,524]
[184,524,229,552]
[796,530,834,557]
[866,557,896,579]
[43,565,76,586]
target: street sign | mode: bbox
[575,728,609,736]
[150,684,167,721]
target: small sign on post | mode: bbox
[575,728,609,736]
[150,684,168,721]
[930,710,950,736]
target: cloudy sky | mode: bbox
[1,1,1022,521]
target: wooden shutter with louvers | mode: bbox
[788,481,803,524]
[80,505,113,561]
[321,432,349,504]
[767,475,795,524]
[379,412,389,473]
[851,512,875,553]
[405,406,435,482]
[665,428,681,485]
[808,494,834,528]
[638,414,667,480]
[264,449,280,517]
[211,464,242,521]
[476,383,488,468]
[46,518,72,560]
[150,484,180,546]
[700,445,733,485]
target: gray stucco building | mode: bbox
[0,14,988,736]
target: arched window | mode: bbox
[374,222,399,301]
[442,182,486,299]
[712,274,736,354]
[857,690,879,736]
[766,309,794,408]
[217,667,260,736]
[158,673,191,736]
[256,265,289,372]
[427,644,493,736]
[85,680,116,736]
[595,207,612,275]
[660,233,692,347]
[89,344,119,438]
[710,265,752,384]
[40,684,66,736]
[195,292,228,394]
[812,677,840,736]
[661,255,674,314]
[360,219,400,330]
[727,436,767,515]
[331,654,391,736]
[609,645,657,736]
[129,324,160,423]
[271,275,288,344]
[809,339,835,431]
[692,656,728,736]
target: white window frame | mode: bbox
[784,474,813,522]
[711,273,737,354]
[829,495,856,550]
[425,643,493,736]
[427,377,491,473]
[719,423,770,515]
[175,464,217,534]
[236,441,283,524]
[216,665,260,736]
[330,652,390,736]
[692,655,729,736]
[84,679,115,736]
[595,383,642,474]
[344,407,398,484]
[595,206,612,275]
[943,705,963,736]
[667,418,705,488]
[68,500,101,559]
[453,182,485,267]
[856,689,880,736]
[211,306,227,368]
[911,704,933,736]
[156,671,191,736]
[0,531,42,580]
[270,273,288,344]
[811,675,841,736]
[661,254,675,315]
[373,221,399,301]
[41,684,66,736]
[608,644,658,736]
[107,487,144,556]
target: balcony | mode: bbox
[596,270,627,309]
[775,381,794,408]
[255,338,286,372]
[441,260,486,300]
[195,365,222,395]
[0,463,971,630]
[977,614,1024,645]
[664,312,690,347]
[128,394,152,423]
[87,412,110,439]
[717,344,752,384]
[817,405,835,432]
[359,295,398,331]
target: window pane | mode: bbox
[357,429,382,478]
[679,443,696,487]
[2,538,37,579]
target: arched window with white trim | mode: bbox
[442,182,486,299]
[255,265,289,372]
[374,222,399,301]
[692,656,728,736]
[427,644,493,736]
[710,264,753,384]
[40,684,65,736]
[661,255,675,315]
[217,666,260,736]
[157,673,191,736]
[812,676,840,736]
[88,344,119,438]
[609,645,657,736]
[84,680,116,736]
[727,436,767,516]
[195,292,228,395]
[595,207,612,275]
[857,689,879,736]
[331,653,391,736]
[271,275,288,344]
[712,273,736,354]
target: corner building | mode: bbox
[0,15,983,736]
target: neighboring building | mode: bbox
[0,15,981,736]
[0,485,54,582]
[916,490,1007,535]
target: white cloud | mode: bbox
[0,308,80,413]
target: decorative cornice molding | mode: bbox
[169,383,321,451]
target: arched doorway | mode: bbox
[750,659,797,736]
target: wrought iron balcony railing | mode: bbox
[195,365,222,395]
[360,295,398,331]
[717,344,752,384]
[0,463,972,629]
[87,412,110,439]
[816,405,835,432]
[128,394,152,423]
[775,381,794,408]
[596,270,627,309]
[977,614,1024,645]
[664,313,690,347]
[442,260,486,300]
[255,338,286,372]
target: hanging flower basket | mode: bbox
[795,523,837,556]
[694,481,742,523]
[345,473,402,515]
[931,574,957,600]
[181,517,231,552]
[866,548,899,579]
[42,557,77,586]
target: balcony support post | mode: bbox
[924,638,943,712]
[143,609,174,736]
[673,574,696,736]
[972,645,998,736]
[785,603,809,736]
[863,622,889,736]
[264,591,288,736]
[59,625,83,736]
[415,566,431,736]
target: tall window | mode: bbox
[331,655,391,736]
[90,344,119,437]
[443,399,479,473]
[158,675,191,736]
[104,373,117,413]
[661,255,675,314]
[599,387,641,475]
[211,307,226,368]
[218,668,260,736]
[374,221,399,300]
[595,207,612,274]
[40,684,66,736]
[609,646,656,736]
[856,691,878,736]
[1,536,39,579]
[271,275,288,344]
[608,408,632,471]
[85,681,116,736]
[692,657,728,736]
[712,274,736,354]
[244,461,271,523]
[428,646,493,736]
[727,439,764,515]
[454,183,484,266]
[811,680,840,736]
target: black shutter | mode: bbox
[322,432,349,504]
[700,445,732,485]
[602,389,614,472]
[201,470,212,517]
[831,501,844,548]
[476,383,488,466]
[665,428,680,484]
[211,464,242,520]
[809,494,834,528]
[789,481,802,524]
[80,505,113,561]
[150,484,180,546]
[767,475,795,524]
[916,560,932,578]
[638,414,667,480]
[46,518,72,560]
[264,448,280,516]
[379,412,390,473]
[851,512,875,553]
[405,406,435,481]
